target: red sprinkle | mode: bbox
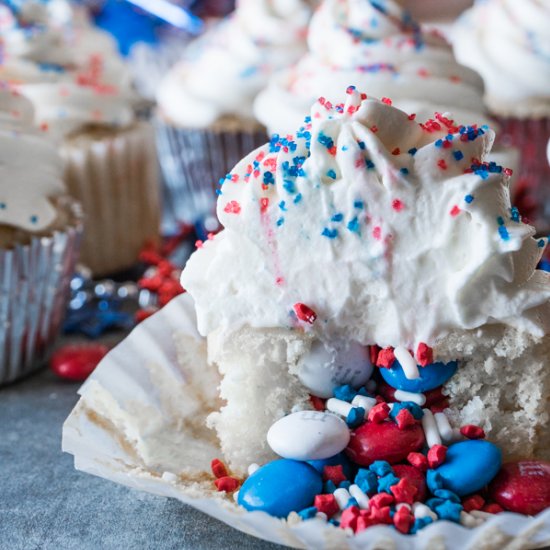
[416,343,433,367]
[504,168,513,177]
[390,478,417,505]
[223,200,241,214]
[483,503,504,514]
[369,493,394,509]
[367,505,392,524]
[462,494,485,512]
[372,226,382,240]
[407,452,429,472]
[211,459,229,479]
[260,197,269,214]
[293,303,317,324]
[427,445,447,468]
[340,506,360,530]
[381,97,393,105]
[376,347,395,369]
[450,205,461,217]
[310,395,326,411]
[323,465,347,486]
[393,506,414,534]
[391,148,401,155]
[392,199,405,211]
[408,113,417,121]
[314,494,339,518]
[367,402,390,423]
[437,159,448,170]
[214,476,240,493]
[396,409,416,430]
[460,425,486,439]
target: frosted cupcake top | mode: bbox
[156,0,316,128]
[254,0,488,136]
[0,85,66,233]
[0,1,135,139]
[453,0,550,118]
[182,88,550,350]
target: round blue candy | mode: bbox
[308,452,354,480]
[238,459,322,518]
[435,440,502,496]
[380,360,458,393]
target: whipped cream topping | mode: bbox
[156,0,315,128]
[0,1,135,139]
[453,0,550,117]
[182,89,550,350]
[0,85,66,232]
[254,0,488,136]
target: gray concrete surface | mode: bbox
[0,368,285,550]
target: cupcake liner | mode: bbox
[63,294,550,549]
[493,117,550,232]
[63,122,161,277]
[154,117,267,234]
[0,199,83,386]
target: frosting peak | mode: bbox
[182,89,550,349]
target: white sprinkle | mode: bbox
[394,389,426,406]
[396,503,412,511]
[326,398,353,418]
[470,510,493,520]
[394,346,420,380]
[349,484,370,509]
[460,511,479,527]
[248,463,260,476]
[161,471,177,483]
[316,512,327,521]
[422,409,442,447]
[434,412,454,443]
[351,395,377,415]
[413,502,437,520]
[334,488,352,510]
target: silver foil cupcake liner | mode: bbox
[0,201,83,386]
[154,117,267,234]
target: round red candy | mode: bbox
[346,421,425,466]
[488,461,550,515]
[50,344,109,382]
[393,464,427,502]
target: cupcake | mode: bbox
[453,0,550,230]
[0,1,161,276]
[0,85,82,385]
[65,90,550,543]
[155,0,316,233]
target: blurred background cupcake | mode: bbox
[155,0,317,235]
[0,85,82,385]
[0,0,161,276]
[453,0,550,231]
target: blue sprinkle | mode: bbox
[347,217,360,234]
[342,145,349,151]
[400,168,409,175]
[263,171,275,185]
[318,131,335,150]
[294,193,303,204]
[322,228,338,239]
[327,169,337,180]
[346,407,365,429]
[369,461,393,477]
[354,469,378,494]
[453,150,464,161]
[354,200,364,209]
[497,216,505,226]
[499,226,510,241]
[339,480,352,490]
[408,148,417,156]
[377,473,400,494]
[324,480,337,494]
[358,141,366,150]
[276,218,285,227]
[434,500,463,523]
[278,201,287,211]
[410,517,433,534]
[30,215,38,224]
[329,519,340,527]
[298,506,318,520]
[0,203,6,209]
[389,402,424,421]
[538,239,546,248]
[425,497,445,510]
[434,489,461,503]
[464,194,474,203]
[333,385,357,402]
[331,213,344,222]
[435,139,443,148]
[283,181,296,194]
[366,159,375,170]
[426,470,444,493]
[510,206,520,223]
[346,497,359,509]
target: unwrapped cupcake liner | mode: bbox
[154,117,267,234]
[62,122,161,277]
[0,200,83,386]
[493,117,550,232]
[63,294,550,550]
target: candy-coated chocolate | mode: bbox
[380,361,458,393]
[345,421,425,466]
[488,461,550,515]
[267,411,350,461]
[435,440,501,496]
[237,459,322,518]
[393,464,427,502]
[50,344,109,381]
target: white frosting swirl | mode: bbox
[182,89,550,350]
[0,1,135,139]
[0,85,66,232]
[156,0,315,128]
[254,0,489,136]
[453,0,550,117]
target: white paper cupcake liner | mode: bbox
[63,294,550,549]
[154,118,267,234]
[62,122,161,277]
[0,200,83,386]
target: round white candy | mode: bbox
[297,341,373,398]
[267,411,350,461]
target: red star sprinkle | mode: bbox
[427,444,448,468]
[390,478,417,505]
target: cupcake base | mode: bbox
[154,116,267,234]
[63,122,161,277]
[0,199,83,386]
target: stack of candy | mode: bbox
[209,349,550,535]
